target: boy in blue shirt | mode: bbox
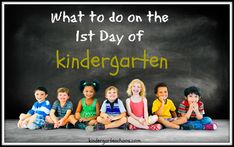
[17,87,51,130]
[95,86,128,130]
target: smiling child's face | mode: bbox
[83,86,95,99]
[186,93,200,104]
[156,87,168,101]
[34,90,47,103]
[57,92,69,103]
[106,89,118,103]
[132,82,141,95]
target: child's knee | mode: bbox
[181,116,188,123]
[120,117,127,123]
[127,116,133,123]
[19,113,26,119]
[97,116,102,122]
[201,117,212,125]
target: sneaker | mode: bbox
[95,123,105,130]
[148,124,163,131]
[66,123,74,129]
[180,124,191,130]
[74,121,87,130]
[204,123,218,130]
[129,124,137,130]
[85,125,95,132]
[118,123,129,130]
[44,123,54,130]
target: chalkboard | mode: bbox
[4,3,230,119]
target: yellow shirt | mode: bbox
[152,99,176,118]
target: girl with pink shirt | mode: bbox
[126,79,162,130]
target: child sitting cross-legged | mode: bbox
[44,87,73,130]
[95,86,128,130]
[178,86,217,130]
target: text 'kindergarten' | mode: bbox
[56,49,168,76]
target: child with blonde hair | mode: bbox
[95,86,128,130]
[126,79,162,130]
[44,87,73,129]
[152,82,187,129]
[66,80,100,131]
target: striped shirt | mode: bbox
[100,99,126,116]
[27,100,51,118]
[178,100,204,118]
[52,100,73,117]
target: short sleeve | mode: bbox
[100,100,107,112]
[169,99,176,111]
[52,100,58,110]
[152,99,160,114]
[118,99,126,113]
[67,101,73,111]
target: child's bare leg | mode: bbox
[158,117,180,129]
[106,117,127,129]
[67,115,78,125]
[87,119,97,125]
[60,117,70,126]
[18,113,28,128]
[27,114,37,124]
[128,116,148,129]
[171,116,187,125]
[45,116,54,123]
[97,116,111,125]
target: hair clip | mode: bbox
[83,82,87,86]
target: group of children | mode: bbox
[17,79,217,131]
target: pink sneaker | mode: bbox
[204,123,218,130]
[129,124,138,130]
[148,124,163,131]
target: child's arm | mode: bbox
[180,103,193,119]
[74,100,82,120]
[143,98,149,120]
[154,98,165,116]
[57,109,72,126]
[111,112,126,121]
[193,103,203,120]
[49,109,58,123]
[19,113,31,121]
[100,112,110,119]
[170,111,177,118]
[95,101,100,116]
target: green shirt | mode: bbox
[80,98,97,118]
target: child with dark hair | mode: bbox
[178,86,217,130]
[152,82,187,129]
[17,87,51,130]
[66,80,100,131]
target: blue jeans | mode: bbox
[181,117,212,130]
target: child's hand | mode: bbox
[57,119,63,127]
[54,122,59,128]
[138,117,146,125]
[193,103,199,112]
[79,118,88,122]
[159,97,165,104]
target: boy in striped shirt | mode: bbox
[17,87,51,130]
[178,86,217,130]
